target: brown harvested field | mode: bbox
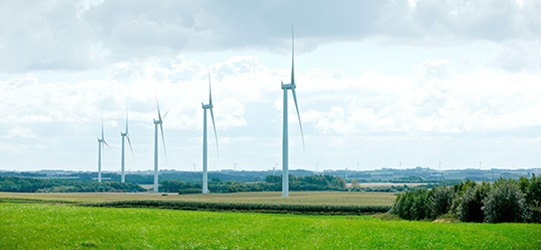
[0,191,396,207]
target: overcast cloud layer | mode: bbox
[0,0,540,172]
[2,0,541,72]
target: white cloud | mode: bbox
[0,1,100,72]
[2,0,540,73]
[488,41,541,73]
[2,56,541,138]
[301,59,541,135]
[4,127,36,138]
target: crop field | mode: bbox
[0,191,396,206]
[356,182,429,188]
[1,203,539,249]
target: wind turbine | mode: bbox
[97,115,110,182]
[201,70,219,194]
[153,97,168,192]
[281,27,304,197]
[120,105,133,183]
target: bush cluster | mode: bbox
[390,175,541,223]
[178,188,202,195]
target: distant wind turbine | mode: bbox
[281,27,305,197]
[153,97,168,192]
[201,70,219,194]
[97,115,110,183]
[120,104,133,183]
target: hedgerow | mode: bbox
[86,200,391,215]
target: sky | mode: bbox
[1,0,540,173]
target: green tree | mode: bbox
[525,174,541,206]
[457,183,490,222]
[428,186,453,219]
[483,179,525,223]
[391,188,430,221]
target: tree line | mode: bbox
[390,175,541,223]
[161,175,348,193]
[0,177,146,193]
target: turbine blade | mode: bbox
[291,25,295,85]
[210,107,219,157]
[163,109,169,121]
[155,96,162,121]
[125,102,129,133]
[126,134,134,156]
[208,68,212,105]
[291,88,305,151]
[159,123,167,164]
[103,140,111,149]
[101,113,104,140]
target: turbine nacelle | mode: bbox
[202,103,213,109]
[281,82,296,90]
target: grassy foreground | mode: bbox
[1,203,540,249]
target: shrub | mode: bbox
[391,188,430,220]
[178,188,201,195]
[409,188,429,220]
[428,186,453,220]
[391,192,412,220]
[457,183,490,222]
[449,179,477,213]
[525,201,541,223]
[483,179,525,223]
[525,174,541,207]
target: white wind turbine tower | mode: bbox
[281,27,305,197]
[120,105,133,183]
[97,115,110,183]
[152,97,168,192]
[201,70,219,194]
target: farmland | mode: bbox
[0,191,394,215]
[0,191,396,206]
[1,203,540,249]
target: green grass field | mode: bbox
[0,191,396,206]
[1,203,539,249]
